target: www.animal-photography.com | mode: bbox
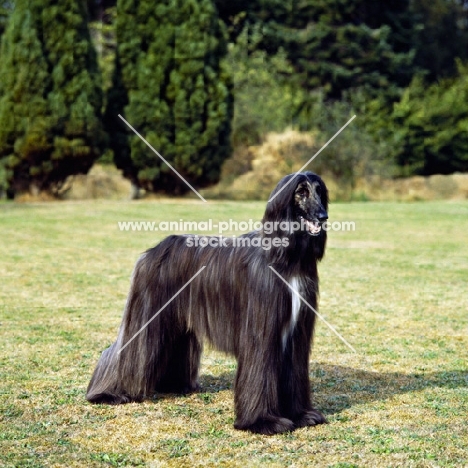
[1,1,467,467]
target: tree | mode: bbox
[389,63,468,175]
[0,0,105,197]
[411,0,468,81]
[88,0,117,93]
[0,2,13,38]
[215,0,418,101]
[224,25,301,147]
[106,0,232,196]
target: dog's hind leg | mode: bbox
[156,330,203,394]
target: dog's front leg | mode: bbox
[232,339,294,435]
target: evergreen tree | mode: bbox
[411,0,468,81]
[0,5,49,196]
[106,0,232,195]
[0,0,105,197]
[390,64,468,175]
[0,3,12,38]
[214,0,417,101]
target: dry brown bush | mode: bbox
[63,164,132,200]
[204,130,468,202]
[203,130,323,200]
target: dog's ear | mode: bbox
[263,174,298,227]
[319,177,329,212]
[314,176,328,260]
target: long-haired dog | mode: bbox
[87,171,329,435]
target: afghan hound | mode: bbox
[86,171,329,435]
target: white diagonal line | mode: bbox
[117,266,207,354]
[118,114,207,203]
[268,114,356,203]
[269,266,357,353]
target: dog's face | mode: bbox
[293,174,328,237]
[263,171,329,245]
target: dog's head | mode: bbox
[292,172,328,237]
[263,171,328,259]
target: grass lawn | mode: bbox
[0,198,467,467]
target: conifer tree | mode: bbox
[0,4,11,38]
[0,0,105,197]
[390,65,468,175]
[106,0,232,195]
[250,0,417,100]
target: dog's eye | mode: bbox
[297,187,309,198]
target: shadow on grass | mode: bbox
[309,364,467,415]
[156,365,467,416]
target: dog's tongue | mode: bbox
[305,220,321,234]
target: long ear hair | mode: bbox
[262,173,298,227]
[261,173,301,267]
[311,172,328,261]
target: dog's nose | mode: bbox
[318,212,328,222]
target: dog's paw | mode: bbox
[86,391,141,405]
[294,409,327,428]
[156,381,200,394]
[234,415,295,435]
[181,382,201,394]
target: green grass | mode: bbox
[0,198,467,467]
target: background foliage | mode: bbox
[390,63,468,176]
[0,0,105,198]
[105,0,233,196]
[1,0,468,197]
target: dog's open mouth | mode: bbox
[299,216,322,236]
